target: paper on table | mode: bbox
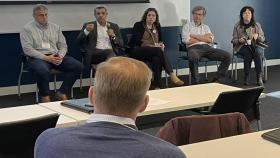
[148,97,169,106]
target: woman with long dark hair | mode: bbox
[129,8,184,88]
[232,6,265,86]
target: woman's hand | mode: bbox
[252,33,258,40]
[157,42,165,51]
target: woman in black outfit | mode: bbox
[128,8,184,88]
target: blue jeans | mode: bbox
[237,45,264,75]
[28,56,83,96]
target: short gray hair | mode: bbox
[94,5,107,14]
[33,4,48,15]
[192,6,206,16]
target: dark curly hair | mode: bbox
[141,8,159,26]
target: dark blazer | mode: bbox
[128,21,162,48]
[77,21,124,54]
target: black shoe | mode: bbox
[212,77,218,82]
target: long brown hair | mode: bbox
[141,8,159,26]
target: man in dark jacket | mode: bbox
[77,5,123,66]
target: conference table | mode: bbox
[40,83,256,125]
[179,129,280,158]
[0,104,78,128]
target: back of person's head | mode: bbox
[92,57,152,116]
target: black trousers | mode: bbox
[85,49,115,66]
[188,44,232,84]
[130,47,173,88]
[237,45,263,75]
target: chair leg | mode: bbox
[188,69,192,85]
[234,57,238,82]
[70,87,74,99]
[17,63,24,100]
[176,59,179,76]
[204,62,208,81]
[230,56,234,78]
[90,67,93,86]
[165,72,168,88]
[54,75,57,92]
[263,58,267,82]
[36,83,39,103]
[257,120,262,131]
[79,72,83,92]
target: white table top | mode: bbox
[179,129,280,158]
[0,104,78,127]
[141,83,242,116]
[40,83,250,123]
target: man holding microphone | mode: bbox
[77,5,123,66]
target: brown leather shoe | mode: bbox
[55,92,68,101]
[41,96,50,103]
[174,80,184,86]
[170,73,184,86]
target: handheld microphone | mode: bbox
[106,22,111,29]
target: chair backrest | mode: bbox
[0,113,59,158]
[178,34,187,52]
[210,86,264,121]
[156,112,250,145]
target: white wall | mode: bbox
[0,0,190,33]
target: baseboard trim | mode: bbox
[1,59,279,96]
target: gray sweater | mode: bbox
[35,122,186,158]
[20,21,67,59]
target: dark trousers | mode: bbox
[237,45,263,75]
[28,56,83,96]
[188,44,232,84]
[85,49,115,66]
[130,47,173,88]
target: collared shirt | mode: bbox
[87,113,136,128]
[84,21,112,50]
[20,20,67,59]
[182,21,214,47]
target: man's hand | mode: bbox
[43,54,63,65]
[186,37,200,45]
[190,33,213,43]
[107,29,115,38]
[85,23,94,32]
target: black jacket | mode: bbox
[77,21,123,53]
[128,21,162,48]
